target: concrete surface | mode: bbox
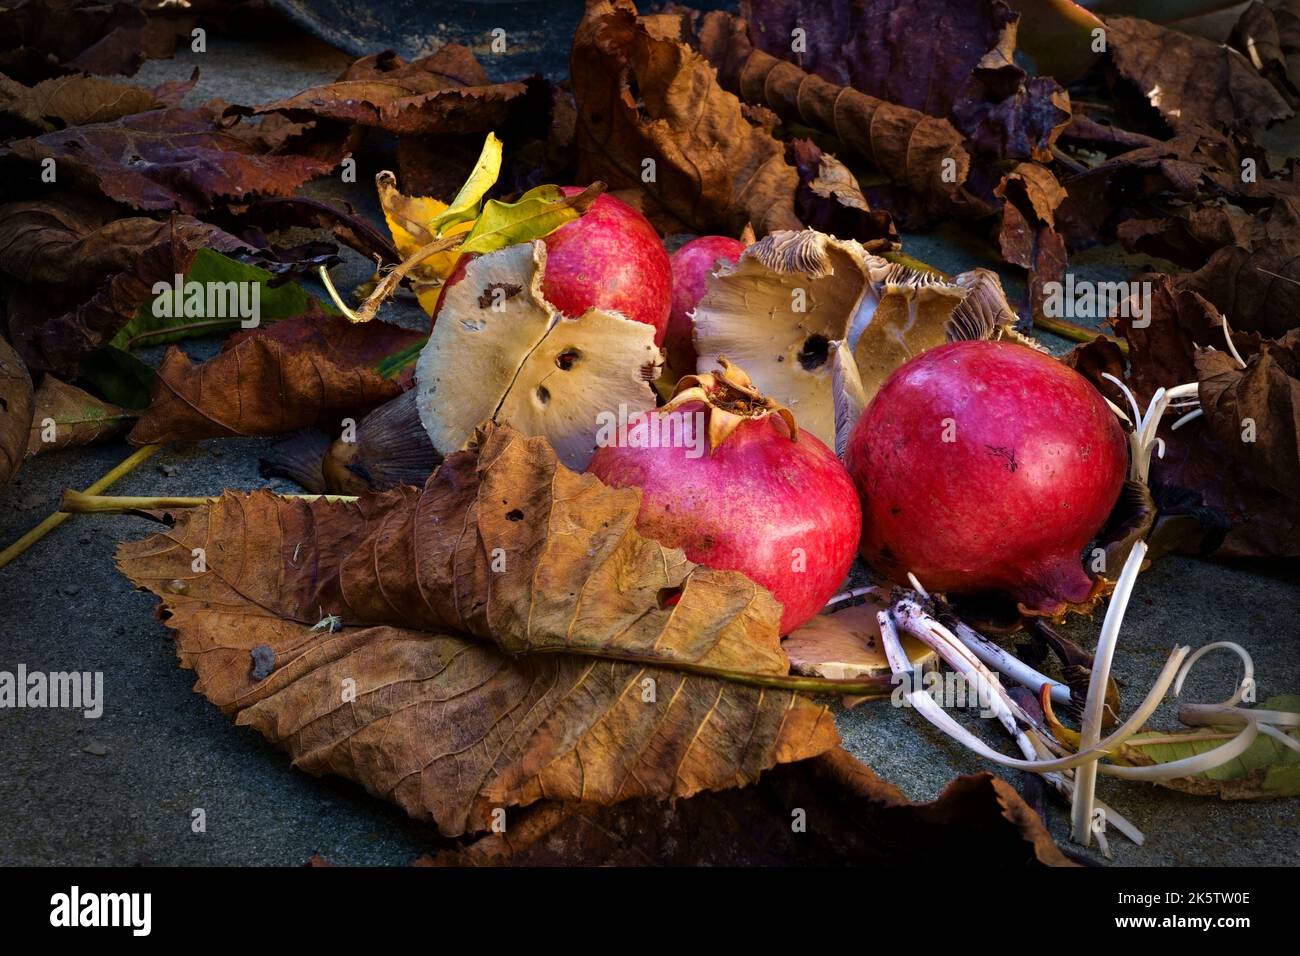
[0,31,1297,867]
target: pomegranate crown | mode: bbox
[666,357,798,451]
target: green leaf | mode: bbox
[427,132,503,236]
[75,347,156,410]
[111,249,334,351]
[373,339,425,381]
[458,184,595,257]
[1125,695,1300,799]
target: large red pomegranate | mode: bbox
[588,359,861,634]
[845,340,1127,617]
[435,188,672,343]
[666,235,746,373]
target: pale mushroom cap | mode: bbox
[415,240,660,471]
[691,230,883,448]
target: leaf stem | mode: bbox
[0,444,163,571]
[58,490,360,514]
[1034,313,1129,354]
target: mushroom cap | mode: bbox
[414,240,661,471]
[693,229,1024,451]
[692,230,884,447]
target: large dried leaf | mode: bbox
[0,195,250,376]
[117,425,830,835]
[1103,15,1293,131]
[127,311,423,445]
[695,10,982,224]
[572,0,802,236]
[251,46,545,137]
[1,107,335,214]
[0,334,33,492]
[423,747,1071,865]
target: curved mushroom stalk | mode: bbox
[692,229,1026,454]
[414,240,661,471]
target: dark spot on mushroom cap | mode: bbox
[798,334,829,371]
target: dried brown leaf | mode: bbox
[0,68,196,135]
[126,311,423,445]
[1103,15,1293,131]
[422,747,1071,866]
[117,425,831,835]
[1,107,335,214]
[25,375,132,456]
[572,0,802,236]
[251,46,545,137]
[695,10,982,224]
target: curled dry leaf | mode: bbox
[25,375,132,456]
[0,334,33,492]
[1102,15,1293,131]
[994,162,1068,317]
[571,0,802,237]
[1,107,335,214]
[127,310,423,445]
[741,0,1069,162]
[786,139,898,250]
[693,229,1025,449]
[0,195,250,376]
[1195,329,1300,501]
[252,45,545,137]
[695,10,979,224]
[423,748,1070,866]
[116,424,833,835]
[414,240,660,471]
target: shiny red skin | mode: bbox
[434,189,672,343]
[667,236,746,373]
[844,340,1127,615]
[588,406,861,634]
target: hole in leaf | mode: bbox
[536,385,550,405]
[556,348,581,370]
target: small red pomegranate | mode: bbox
[434,188,672,343]
[588,359,861,634]
[666,235,746,373]
[845,340,1127,617]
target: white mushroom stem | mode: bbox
[947,618,1072,707]
[1070,540,1145,846]
[1101,375,1200,484]
[823,585,888,610]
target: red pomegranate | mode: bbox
[435,188,671,344]
[588,359,861,634]
[844,339,1127,617]
[666,235,746,373]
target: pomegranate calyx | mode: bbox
[667,356,798,451]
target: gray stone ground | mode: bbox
[0,33,1297,867]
